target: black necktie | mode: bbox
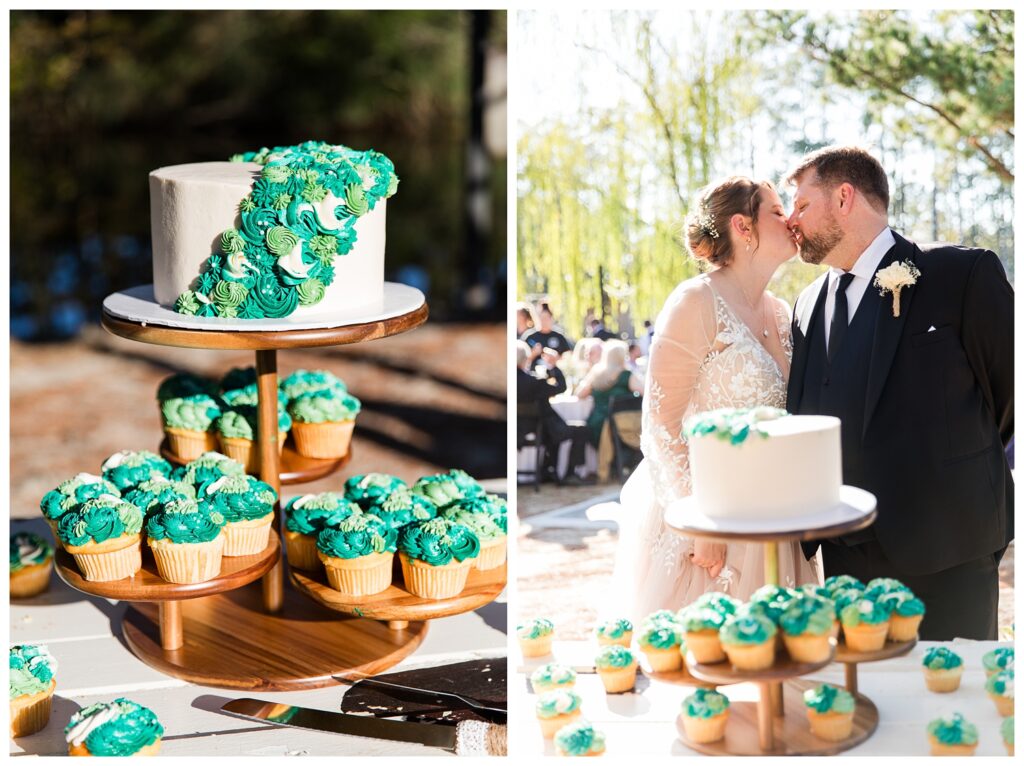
[828,272,856,363]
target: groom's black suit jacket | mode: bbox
[787,231,1013,575]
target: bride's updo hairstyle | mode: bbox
[685,176,773,267]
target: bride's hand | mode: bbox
[690,540,727,579]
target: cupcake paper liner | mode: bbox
[520,634,553,658]
[642,645,683,672]
[399,552,473,600]
[923,666,964,693]
[10,680,56,738]
[888,614,923,642]
[807,709,854,742]
[928,737,977,757]
[321,551,394,597]
[291,420,355,459]
[223,514,274,557]
[532,679,576,694]
[10,559,54,598]
[284,530,322,571]
[70,738,162,757]
[66,535,142,582]
[782,632,832,663]
[723,640,775,671]
[475,537,507,571]
[538,710,582,739]
[842,621,889,653]
[217,433,286,474]
[166,426,219,462]
[682,710,729,744]
[597,664,637,693]
[685,630,727,664]
[990,693,1014,717]
[149,535,225,584]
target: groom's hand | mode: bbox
[691,540,727,579]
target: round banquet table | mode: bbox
[517,395,599,479]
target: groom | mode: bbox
[785,146,1013,640]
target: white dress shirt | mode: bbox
[823,227,896,353]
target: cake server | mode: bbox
[331,675,506,722]
[220,698,506,755]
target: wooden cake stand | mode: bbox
[86,285,448,689]
[664,492,879,755]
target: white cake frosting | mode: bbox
[685,408,842,519]
[149,161,386,320]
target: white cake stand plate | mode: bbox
[103,282,425,331]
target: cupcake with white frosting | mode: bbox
[65,698,163,756]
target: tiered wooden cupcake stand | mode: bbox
[662,491,914,756]
[53,284,505,690]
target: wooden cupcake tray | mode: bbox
[160,436,351,486]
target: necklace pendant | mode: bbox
[762,329,768,338]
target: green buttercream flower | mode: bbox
[309,234,340,260]
[100,450,173,492]
[985,669,1014,697]
[719,612,776,646]
[554,720,605,756]
[639,619,683,650]
[287,389,361,424]
[146,498,225,544]
[272,192,292,210]
[983,647,1015,674]
[683,688,730,719]
[250,274,298,318]
[216,403,291,439]
[301,183,328,203]
[342,472,405,507]
[878,589,926,617]
[397,518,479,565]
[439,507,503,540]
[212,280,248,312]
[317,513,397,559]
[173,451,246,491]
[927,713,978,746]
[56,496,142,547]
[262,165,292,183]
[10,532,53,573]
[40,473,121,520]
[10,644,57,699]
[517,617,553,640]
[824,575,864,596]
[284,493,359,535]
[536,690,582,719]
[922,646,963,670]
[64,698,164,756]
[162,394,221,431]
[1002,716,1014,745]
[803,684,855,714]
[596,618,632,641]
[266,226,300,257]
[683,406,787,445]
[831,586,866,615]
[175,291,200,316]
[239,195,256,213]
[200,474,277,523]
[296,278,326,306]
[595,644,636,669]
[779,594,835,636]
[122,478,196,519]
[839,597,892,627]
[344,183,369,216]
[221,229,246,254]
[411,475,464,510]
[863,577,910,600]
[531,663,576,689]
[678,606,726,633]
[749,584,801,624]
[689,591,742,618]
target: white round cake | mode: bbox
[684,407,842,520]
[148,141,396,321]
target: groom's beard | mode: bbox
[798,215,844,265]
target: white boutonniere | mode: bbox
[873,261,921,317]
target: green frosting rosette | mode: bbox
[536,689,583,719]
[639,619,684,650]
[878,589,926,618]
[172,451,246,491]
[554,720,606,756]
[145,498,225,544]
[64,698,164,756]
[40,473,121,521]
[343,473,409,508]
[10,644,57,699]
[595,644,637,669]
[983,647,1015,674]
[596,618,633,641]
[518,618,553,640]
[367,487,438,529]
[803,684,855,714]
[689,591,742,618]
[450,493,508,533]
[839,596,892,627]
[683,688,730,719]
[831,586,866,615]
[397,518,480,565]
[157,372,217,402]
[799,583,832,601]
[531,663,577,689]
[56,496,143,547]
[161,394,221,431]
[863,577,910,600]
[1002,716,1014,745]
[316,513,397,559]
[683,406,788,445]
[10,532,53,572]
[922,646,963,670]
[287,388,361,424]
[122,478,197,521]
[719,612,776,646]
[985,669,1014,698]
[439,507,504,541]
[199,474,277,523]
[677,606,726,633]
[216,403,291,439]
[824,575,864,595]
[435,469,485,498]
[284,493,359,535]
[221,382,289,408]
[779,594,835,636]
[749,584,801,624]
[100,450,173,492]
[410,474,466,510]
[926,713,978,747]
[280,369,346,399]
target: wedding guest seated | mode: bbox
[516,301,538,339]
[566,337,604,384]
[523,304,574,361]
[516,342,592,485]
[575,340,644,445]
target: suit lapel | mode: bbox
[787,273,830,410]
[862,232,919,435]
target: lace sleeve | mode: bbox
[640,279,718,506]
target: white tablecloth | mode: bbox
[517,396,598,479]
[512,639,1013,756]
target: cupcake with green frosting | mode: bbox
[10,644,58,738]
[344,473,409,510]
[56,495,143,582]
[779,594,836,664]
[287,388,361,459]
[367,487,438,530]
[172,451,246,493]
[530,662,577,693]
[518,617,554,658]
[449,492,507,534]
[199,474,277,557]
[439,505,506,571]
[595,618,633,648]
[65,697,164,756]
[638,618,685,672]
[283,492,359,570]
[824,575,864,596]
[803,683,856,742]
[145,498,226,584]
[1002,715,1014,755]
[877,589,926,642]
[220,382,289,409]
[926,712,978,756]
[215,403,291,473]
[411,473,468,511]
[161,393,222,460]
[678,606,728,665]
[316,513,398,596]
[863,577,910,601]
[839,596,892,652]
[553,719,606,757]
[39,473,121,549]
[983,646,1014,678]
[681,687,730,744]
[397,518,480,599]
[280,369,347,400]
[748,584,801,626]
[595,644,638,693]
[122,477,197,525]
[10,531,54,598]
[922,645,965,692]
[100,450,173,492]
[719,611,777,671]
[535,689,583,739]
[986,669,1014,717]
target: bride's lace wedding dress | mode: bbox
[613,275,820,624]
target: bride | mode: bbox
[614,176,820,623]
